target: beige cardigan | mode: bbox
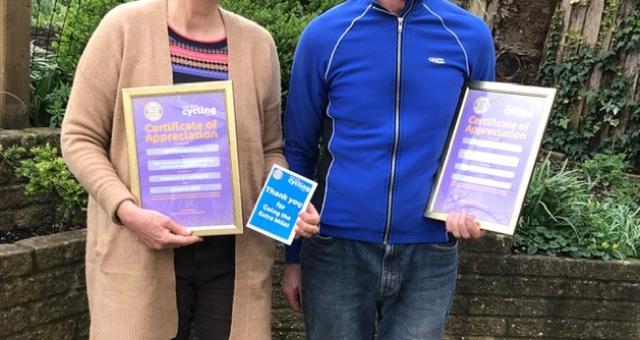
[61,0,285,338]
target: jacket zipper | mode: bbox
[383,16,404,244]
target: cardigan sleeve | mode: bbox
[61,12,135,224]
[261,38,287,176]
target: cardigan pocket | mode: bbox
[99,224,161,275]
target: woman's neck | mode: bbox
[168,0,225,41]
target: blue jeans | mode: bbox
[300,235,458,340]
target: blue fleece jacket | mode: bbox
[284,0,496,262]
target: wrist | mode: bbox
[116,200,137,225]
[284,263,301,276]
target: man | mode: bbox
[282,0,495,338]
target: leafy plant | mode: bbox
[581,153,627,187]
[516,155,640,260]
[0,145,27,162]
[45,82,72,127]
[30,52,71,127]
[30,53,61,124]
[31,0,72,32]
[0,144,87,221]
[54,0,129,75]
[516,158,591,256]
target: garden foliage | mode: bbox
[516,155,640,260]
[538,7,640,170]
[0,144,88,222]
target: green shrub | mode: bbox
[30,52,71,127]
[515,154,640,260]
[0,144,87,221]
[31,0,130,127]
[31,0,72,31]
[54,0,128,75]
[220,0,342,107]
[579,153,640,206]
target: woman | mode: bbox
[61,0,319,339]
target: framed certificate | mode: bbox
[425,81,556,235]
[123,81,243,236]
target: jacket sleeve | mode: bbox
[60,11,135,224]
[469,21,496,82]
[262,37,287,175]
[284,26,329,263]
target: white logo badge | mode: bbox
[273,169,284,180]
[144,102,163,121]
[428,57,446,64]
[473,97,491,115]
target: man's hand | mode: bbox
[294,203,320,239]
[282,263,303,313]
[116,200,202,250]
[445,211,486,239]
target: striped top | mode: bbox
[169,26,229,83]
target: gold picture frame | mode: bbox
[122,81,243,236]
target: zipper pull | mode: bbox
[398,17,404,33]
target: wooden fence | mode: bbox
[470,0,639,152]
[0,0,30,129]
[555,0,639,139]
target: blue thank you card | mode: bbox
[247,165,317,245]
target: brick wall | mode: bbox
[0,230,87,339]
[272,235,640,340]
[1,232,637,340]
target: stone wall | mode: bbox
[1,232,637,340]
[0,128,62,235]
[447,236,640,339]
[0,230,87,339]
[272,236,640,340]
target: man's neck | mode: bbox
[376,0,407,15]
[168,0,225,41]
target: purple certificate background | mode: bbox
[132,91,234,228]
[431,90,546,226]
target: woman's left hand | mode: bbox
[294,203,320,239]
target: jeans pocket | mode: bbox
[310,234,336,245]
[428,238,458,252]
[301,234,338,267]
[303,234,336,251]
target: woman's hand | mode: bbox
[446,211,486,239]
[116,200,203,250]
[294,203,320,239]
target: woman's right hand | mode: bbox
[116,200,203,250]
